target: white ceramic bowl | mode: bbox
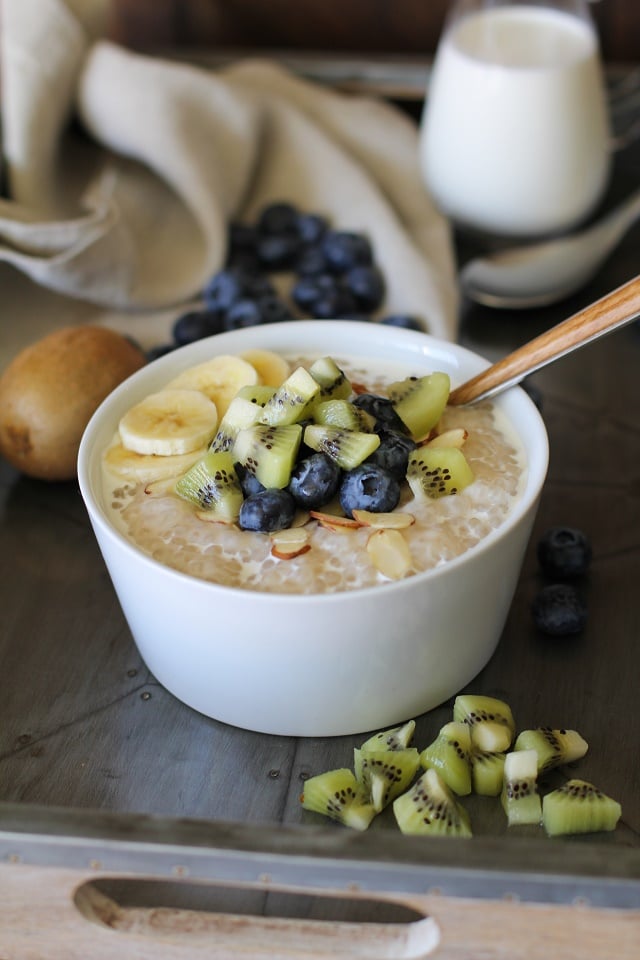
[78,321,548,737]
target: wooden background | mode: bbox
[107,0,640,62]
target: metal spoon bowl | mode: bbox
[460,188,640,309]
[449,274,640,406]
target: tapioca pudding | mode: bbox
[102,353,526,596]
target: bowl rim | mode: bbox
[78,320,549,603]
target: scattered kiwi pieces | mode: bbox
[406,446,474,500]
[501,749,542,826]
[233,423,302,489]
[541,780,622,836]
[175,451,244,521]
[308,356,352,401]
[387,371,450,440]
[299,698,621,839]
[393,768,473,837]
[453,694,515,753]
[259,365,320,426]
[419,721,472,796]
[303,423,380,470]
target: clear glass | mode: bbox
[419,0,611,239]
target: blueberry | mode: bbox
[313,287,358,320]
[235,462,266,499]
[224,298,263,330]
[257,294,295,324]
[344,265,385,312]
[295,244,328,277]
[296,212,328,245]
[291,274,335,311]
[238,488,297,532]
[352,393,409,434]
[380,314,423,331]
[288,453,342,510]
[256,232,300,270]
[172,309,224,345]
[228,222,258,257]
[322,231,373,273]
[257,201,299,235]
[532,583,587,636]
[339,464,401,517]
[537,527,592,578]
[365,430,416,479]
[203,267,250,312]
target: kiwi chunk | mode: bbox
[470,750,506,797]
[233,423,302,489]
[236,384,277,406]
[312,399,375,433]
[360,719,416,752]
[393,768,472,837]
[259,366,320,426]
[389,372,450,440]
[209,393,267,453]
[514,728,588,773]
[309,356,352,401]
[304,424,380,470]
[300,768,376,831]
[420,721,472,796]
[407,446,474,500]
[453,694,515,753]
[501,749,542,826]
[354,747,420,812]
[542,779,622,837]
[175,450,243,521]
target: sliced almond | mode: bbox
[143,477,178,497]
[352,509,416,530]
[195,510,236,526]
[310,510,362,531]
[271,527,312,559]
[366,528,413,580]
[427,427,468,449]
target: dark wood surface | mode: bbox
[0,69,639,931]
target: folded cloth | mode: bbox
[0,0,459,339]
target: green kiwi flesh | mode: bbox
[359,719,416,753]
[209,394,266,452]
[300,768,376,831]
[470,750,506,797]
[353,747,420,812]
[420,721,472,796]
[303,424,380,469]
[514,728,589,773]
[453,695,515,753]
[541,779,622,836]
[175,451,243,521]
[312,399,375,433]
[233,423,302,489]
[407,447,474,500]
[259,366,320,426]
[236,384,277,406]
[388,372,450,439]
[501,749,542,826]
[393,768,472,837]
[309,356,352,401]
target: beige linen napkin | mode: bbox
[0,0,458,339]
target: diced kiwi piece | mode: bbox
[388,372,450,440]
[500,749,542,826]
[259,366,320,426]
[514,728,589,773]
[407,446,474,500]
[453,694,515,753]
[175,450,243,521]
[209,393,267,453]
[236,384,277,406]
[309,356,352,401]
[470,750,506,797]
[304,424,380,470]
[420,721,472,796]
[233,423,302,489]
[312,399,375,433]
[360,719,416,752]
[354,747,420,812]
[542,779,622,837]
[393,768,472,837]
[300,768,376,831]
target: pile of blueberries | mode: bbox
[532,527,591,636]
[150,201,424,359]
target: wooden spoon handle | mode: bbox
[448,274,640,406]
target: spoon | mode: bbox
[449,274,640,405]
[460,188,640,309]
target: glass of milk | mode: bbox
[419,0,611,239]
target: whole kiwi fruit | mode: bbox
[0,325,146,481]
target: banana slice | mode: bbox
[167,355,259,417]
[119,388,218,456]
[104,440,207,484]
[241,349,291,388]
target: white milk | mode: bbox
[420,5,610,237]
